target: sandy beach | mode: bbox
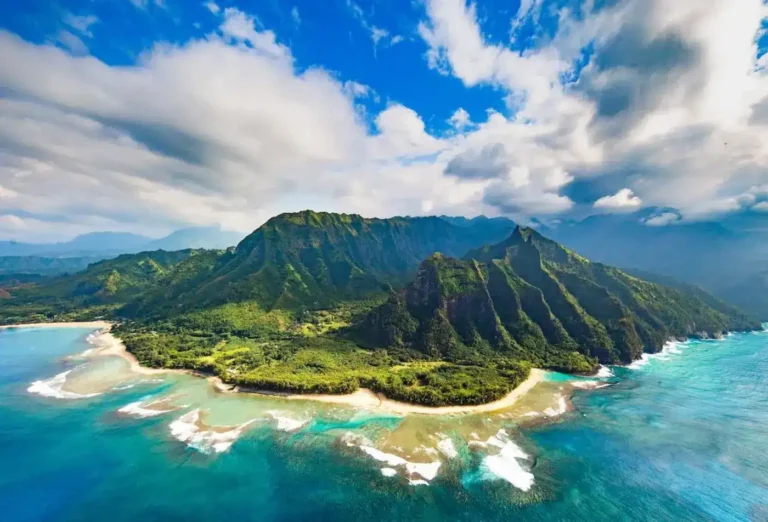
[212,369,546,416]
[4,321,546,415]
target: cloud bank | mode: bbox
[0,0,767,240]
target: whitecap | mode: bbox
[406,461,441,481]
[381,467,397,477]
[470,429,534,491]
[596,365,614,378]
[408,479,430,486]
[351,438,441,483]
[570,380,600,389]
[118,398,174,418]
[437,437,458,459]
[169,409,255,454]
[266,411,308,432]
[629,340,687,369]
[112,383,136,391]
[27,370,101,400]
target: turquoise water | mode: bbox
[1,327,767,521]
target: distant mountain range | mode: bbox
[543,211,768,319]
[0,226,245,259]
[3,210,767,319]
[0,226,245,275]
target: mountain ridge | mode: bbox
[0,212,759,406]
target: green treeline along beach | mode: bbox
[0,211,759,406]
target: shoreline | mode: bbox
[0,321,113,330]
[210,369,547,416]
[5,321,546,415]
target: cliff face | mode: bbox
[356,227,760,370]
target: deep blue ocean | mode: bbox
[1,326,767,522]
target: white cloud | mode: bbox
[128,0,165,9]
[3,1,768,239]
[219,8,289,59]
[417,0,768,223]
[347,0,402,51]
[291,6,301,26]
[448,107,471,129]
[754,201,768,212]
[205,2,220,15]
[593,188,642,210]
[343,80,377,101]
[53,30,89,56]
[643,212,681,227]
[372,104,442,158]
[63,14,99,37]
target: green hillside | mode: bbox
[126,210,515,317]
[355,227,759,369]
[0,250,200,324]
[1,214,759,406]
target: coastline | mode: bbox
[0,321,113,330]
[209,369,546,416]
[4,321,548,416]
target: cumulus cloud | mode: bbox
[416,0,768,224]
[643,212,681,227]
[593,188,642,210]
[63,14,99,37]
[2,0,768,240]
[0,10,478,241]
[448,107,471,129]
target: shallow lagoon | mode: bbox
[2,326,767,521]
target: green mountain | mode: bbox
[355,227,759,370]
[718,270,768,320]
[1,213,759,407]
[128,210,516,316]
[0,256,98,276]
[1,250,201,324]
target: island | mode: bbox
[1,211,759,406]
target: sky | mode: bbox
[1,0,768,241]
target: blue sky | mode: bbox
[0,0,767,240]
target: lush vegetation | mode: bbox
[355,226,760,369]
[0,256,97,276]
[1,212,760,406]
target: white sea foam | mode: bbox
[352,439,442,483]
[408,479,430,486]
[406,461,441,481]
[27,370,101,400]
[543,394,568,417]
[169,409,254,454]
[266,411,308,432]
[571,380,600,389]
[470,429,534,491]
[628,340,687,369]
[596,365,614,378]
[112,383,136,391]
[381,467,397,477]
[118,397,174,418]
[437,437,458,459]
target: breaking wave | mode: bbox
[169,409,256,454]
[27,369,101,400]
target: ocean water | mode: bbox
[1,327,767,521]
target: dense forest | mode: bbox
[1,211,760,406]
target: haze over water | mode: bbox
[1,326,767,521]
